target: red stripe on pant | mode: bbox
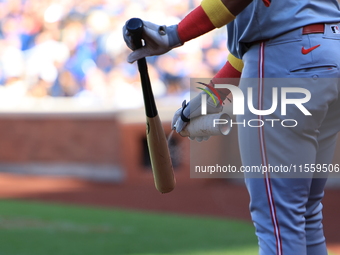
[257,41,283,255]
[262,0,271,7]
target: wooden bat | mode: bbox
[126,18,176,193]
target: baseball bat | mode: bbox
[179,113,232,138]
[126,18,176,194]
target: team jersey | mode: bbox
[227,0,340,58]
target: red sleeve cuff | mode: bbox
[214,61,242,79]
[177,6,215,43]
[211,61,242,99]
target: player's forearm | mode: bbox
[210,53,243,100]
[178,0,253,43]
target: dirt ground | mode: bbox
[0,173,339,254]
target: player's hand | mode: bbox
[171,90,223,142]
[123,20,183,63]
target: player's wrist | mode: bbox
[166,25,183,48]
[227,54,244,73]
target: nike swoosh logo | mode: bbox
[301,44,321,55]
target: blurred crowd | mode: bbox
[0,0,229,110]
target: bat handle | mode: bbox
[126,18,144,50]
[126,18,157,118]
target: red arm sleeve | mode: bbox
[210,54,243,100]
[177,0,236,43]
[177,6,215,43]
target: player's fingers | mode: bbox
[175,120,188,133]
[202,136,210,141]
[189,136,210,142]
[195,136,204,142]
[171,108,182,129]
[123,25,135,50]
[127,48,149,63]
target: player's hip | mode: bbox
[241,23,340,79]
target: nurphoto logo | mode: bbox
[196,82,223,115]
[199,83,312,128]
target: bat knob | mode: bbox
[126,18,144,50]
[126,18,144,37]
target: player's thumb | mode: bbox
[175,120,187,133]
[127,48,148,63]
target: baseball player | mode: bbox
[124,0,340,254]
